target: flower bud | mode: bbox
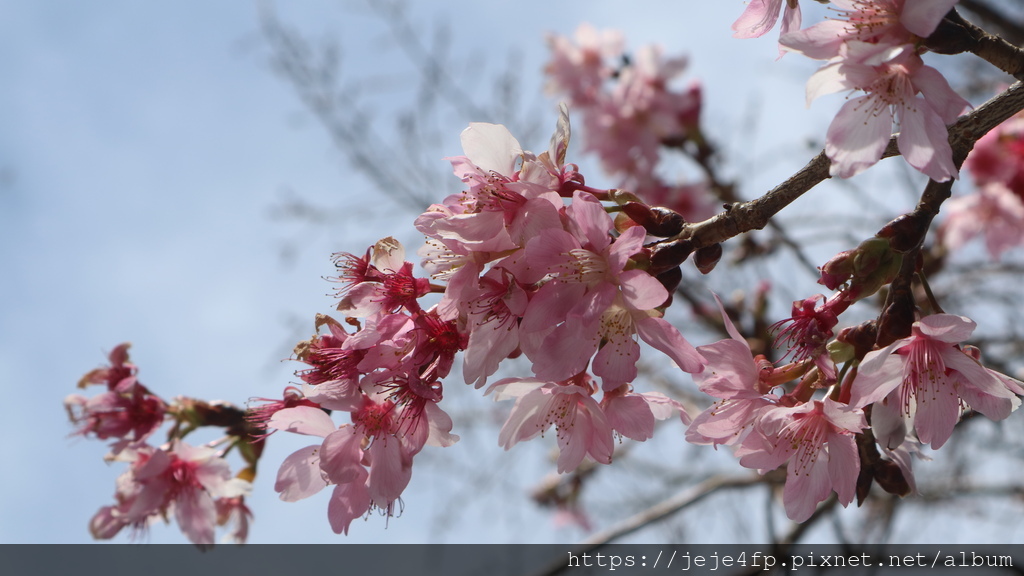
[621,202,686,237]
[877,213,928,253]
[655,266,682,293]
[650,238,695,274]
[694,243,723,275]
[819,249,857,290]
[835,320,878,361]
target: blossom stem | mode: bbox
[915,271,945,315]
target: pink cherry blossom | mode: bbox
[737,398,866,522]
[91,441,252,546]
[732,0,802,41]
[331,237,431,318]
[850,314,1022,449]
[270,406,373,534]
[800,41,969,180]
[769,294,840,384]
[246,386,322,439]
[780,0,959,61]
[544,26,709,218]
[77,342,136,390]
[940,182,1024,259]
[686,294,780,447]
[269,383,458,534]
[545,23,624,106]
[461,265,530,388]
[65,385,166,445]
[215,496,253,544]
[488,373,614,473]
[522,192,705,387]
[67,343,167,447]
[963,109,1024,194]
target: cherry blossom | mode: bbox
[90,441,252,546]
[737,398,866,522]
[732,0,802,41]
[781,0,968,181]
[850,314,1022,449]
[601,387,690,441]
[942,110,1024,258]
[940,182,1024,259]
[488,373,614,473]
[544,25,710,221]
[686,294,781,447]
[545,23,624,106]
[65,342,166,447]
[522,192,705,388]
[963,109,1024,194]
[797,41,969,180]
[331,237,431,318]
[780,0,959,61]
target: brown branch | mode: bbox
[928,8,1024,80]
[668,81,1024,254]
[959,0,1024,46]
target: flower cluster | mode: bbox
[69,8,1024,540]
[68,344,254,545]
[545,24,714,222]
[688,289,1021,520]
[259,244,461,533]
[258,106,711,533]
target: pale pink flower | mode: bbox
[462,265,530,388]
[545,24,624,106]
[801,41,968,180]
[64,386,166,445]
[523,192,705,387]
[686,294,780,447]
[91,441,251,546]
[737,398,867,522]
[941,182,1024,259]
[780,0,959,60]
[544,27,704,195]
[963,110,1024,194]
[488,374,614,473]
[270,406,373,534]
[269,387,458,533]
[246,386,321,439]
[732,0,802,40]
[850,314,1022,449]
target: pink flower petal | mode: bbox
[635,315,706,374]
[268,405,336,438]
[900,0,959,38]
[275,445,328,502]
[460,123,522,175]
[826,95,893,178]
[327,471,371,535]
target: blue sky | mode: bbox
[0,0,919,544]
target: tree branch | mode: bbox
[670,81,1024,253]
